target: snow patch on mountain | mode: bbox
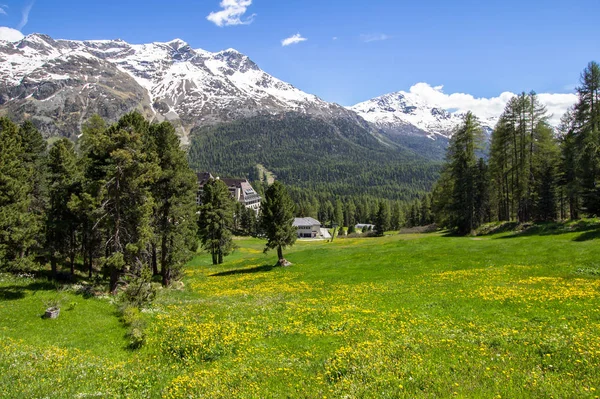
[350,83,578,139]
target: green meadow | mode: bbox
[1,223,600,398]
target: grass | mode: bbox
[1,224,600,397]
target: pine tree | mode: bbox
[374,201,390,236]
[390,201,403,230]
[333,199,344,227]
[419,194,433,226]
[198,178,235,265]
[558,108,580,219]
[17,121,48,258]
[80,112,158,293]
[260,181,297,261]
[46,138,81,276]
[0,118,37,269]
[573,61,600,215]
[447,112,484,234]
[148,121,198,284]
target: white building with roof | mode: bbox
[293,217,322,239]
[196,172,261,214]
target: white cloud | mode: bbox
[332,36,338,41]
[16,1,34,30]
[0,4,7,15]
[404,83,578,126]
[281,33,307,47]
[0,26,24,42]
[207,0,255,27]
[360,33,390,43]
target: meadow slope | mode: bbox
[1,225,600,398]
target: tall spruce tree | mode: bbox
[197,178,235,265]
[447,111,484,234]
[46,138,81,276]
[573,61,600,215]
[374,201,390,236]
[0,118,37,269]
[260,181,297,261]
[147,122,198,285]
[17,121,47,259]
[80,112,158,293]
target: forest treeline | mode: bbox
[0,113,198,291]
[188,113,441,204]
[428,61,600,234]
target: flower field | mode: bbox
[1,226,600,398]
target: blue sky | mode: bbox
[1,0,598,106]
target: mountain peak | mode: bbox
[0,32,346,142]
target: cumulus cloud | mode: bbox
[404,83,578,126]
[281,33,307,47]
[360,33,390,43]
[16,1,34,30]
[207,0,255,27]
[0,26,24,42]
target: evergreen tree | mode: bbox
[198,178,235,265]
[573,61,600,215]
[390,201,403,230]
[333,199,344,227]
[558,108,580,219]
[46,138,81,276]
[17,121,47,258]
[447,112,484,234]
[419,194,433,226]
[240,205,257,236]
[344,200,356,228]
[473,158,491,226]
[148,122,198,285]
[0,118,37,269]
[260,181,297,261]
[374,201,390,236]
[80,112,158,293]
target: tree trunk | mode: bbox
[109,268,119,294]
[277,245,284,261]
[162,267,170,287]
[50,256,57,277]
[151,243,159,276]
[88,247,93,279]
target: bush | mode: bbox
[121,305,147,349]
[119,267,157,309]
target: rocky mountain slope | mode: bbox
[0,33,364,142]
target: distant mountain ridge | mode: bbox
[349,90,497,141]
[1,32,559,152]
[0,33,364,143]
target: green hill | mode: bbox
[187,113,442,202]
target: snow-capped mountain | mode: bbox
[349,91,498,140]
[0,34,359,142]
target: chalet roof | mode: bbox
[293,217,321,227]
